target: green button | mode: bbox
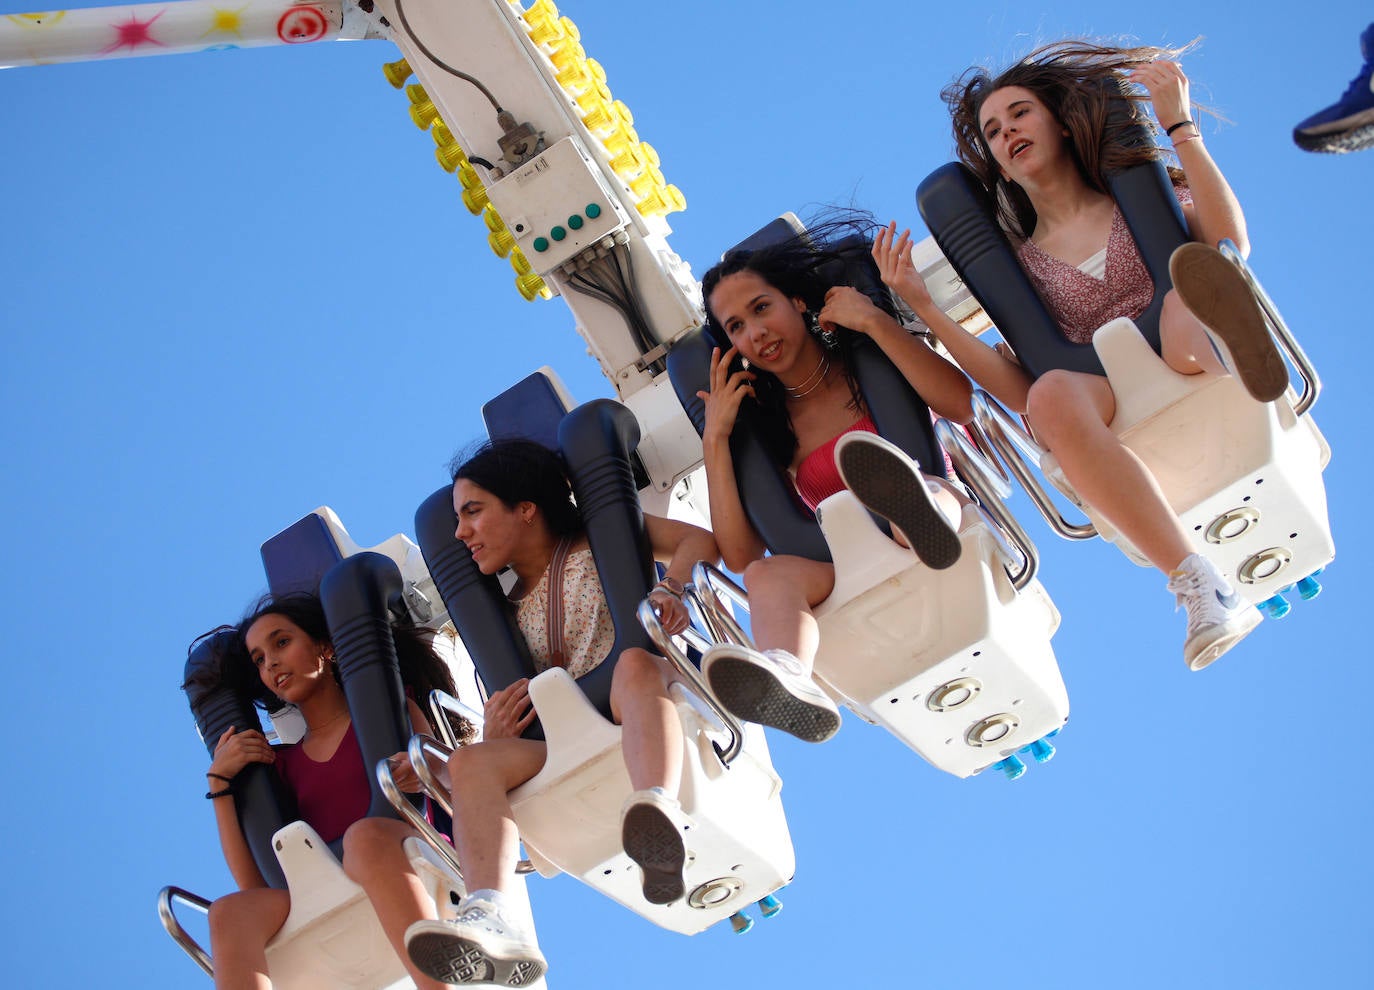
[550,226,567,241]
[568,214,584,230]
[585,202,602,219]
[533,236,550,252]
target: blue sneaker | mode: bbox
[1294,23,1374,153]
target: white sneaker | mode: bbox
[834,431,962,569]
[702,644,841,742]
[1167,553,1263,671]
[406,892,547,986]
[621,788,691,905]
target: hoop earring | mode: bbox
[807,309,838,351]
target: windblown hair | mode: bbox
[187,591,475,744]
[700,212,893,469]
[450,438,583,539]
[943,39,1197,239]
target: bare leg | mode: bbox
[208,887,291,990]
[741,555,836,669]
[342,818,449,990]
[446,739,546,896]
[610,648,682,794]
[1027,369,1193,573]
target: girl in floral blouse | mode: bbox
[404,438,717,987]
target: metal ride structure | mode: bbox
[4,1,1334,986]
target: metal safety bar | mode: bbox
[636,595,745,766]
[687,562,755,649]
[934,419,1039,590]
[157,885,214,978]
[971,391,1099,542]
[381,709,535,878]
[1217,238,1322,416]
[427,688,485,751]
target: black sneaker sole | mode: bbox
[621,802,687,905]
[1170,243,1289,403]
[837,438,962,570]
[706,656,840,743]
[407,931,546,987]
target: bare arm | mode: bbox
[696,346,770,572]
[873,224,1034,412]
[818,284,975,423]
[207,726,273,890]
[645,512,719,588]
[1130,61,1249,256]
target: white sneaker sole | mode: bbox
[835,433,962,570]
[1170,243,1288,403]
[622,800,688,905]
[704,649,840,743]
[407,924,547,986]
[1185,605,1264,671]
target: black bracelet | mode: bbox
[206,772,234,785]
[1165,119,1195,136]
[206,788,234,800]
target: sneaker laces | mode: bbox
[1166,566,1209,621]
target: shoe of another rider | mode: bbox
[621,787,691,905]
[406,889,547,987]
[1166,553,1263,671]
[1293,22,1374,153]
[1169,242,1289,403]
[703,644,841,743]
[834,431,962,569]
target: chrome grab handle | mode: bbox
[934,419,1039,590]
[1217,238,1320,416]
[379,732,535,878]
[687,562,755,649]
[157,885,214,977]
[971,391,1098,541]
[636,593,745,767]
[427,688,484,751]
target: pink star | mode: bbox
[100,10,166,54]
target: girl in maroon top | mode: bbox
[200,593,473,990]
[695,220,975,743]
[874,40,1284,671]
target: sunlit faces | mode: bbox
[978,85,1069,180]
[245,614,332,703]
[708,270,821,384]
[453,478,532,575]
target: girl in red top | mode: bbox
[696,219,975,743]
[200,593,474,990]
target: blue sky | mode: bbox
[2,1,1371,987]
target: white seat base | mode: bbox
[812,493,1068,779]
[509,668,794,935]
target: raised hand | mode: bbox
[872,221,932,309]
[695,345,755,446]
[483,678,536,740]
[817,285,884,336]
[1130,59,1192,133]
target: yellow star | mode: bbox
[5,12,68,29]
[202,5,247,39]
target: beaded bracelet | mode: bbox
[206,788,234,800]
[1165,119,1195,136]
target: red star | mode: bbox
[100,10,166,54]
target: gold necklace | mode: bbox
[784,353,831,400]
[306,707,350,734]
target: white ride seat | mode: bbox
[411,388,796,935]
